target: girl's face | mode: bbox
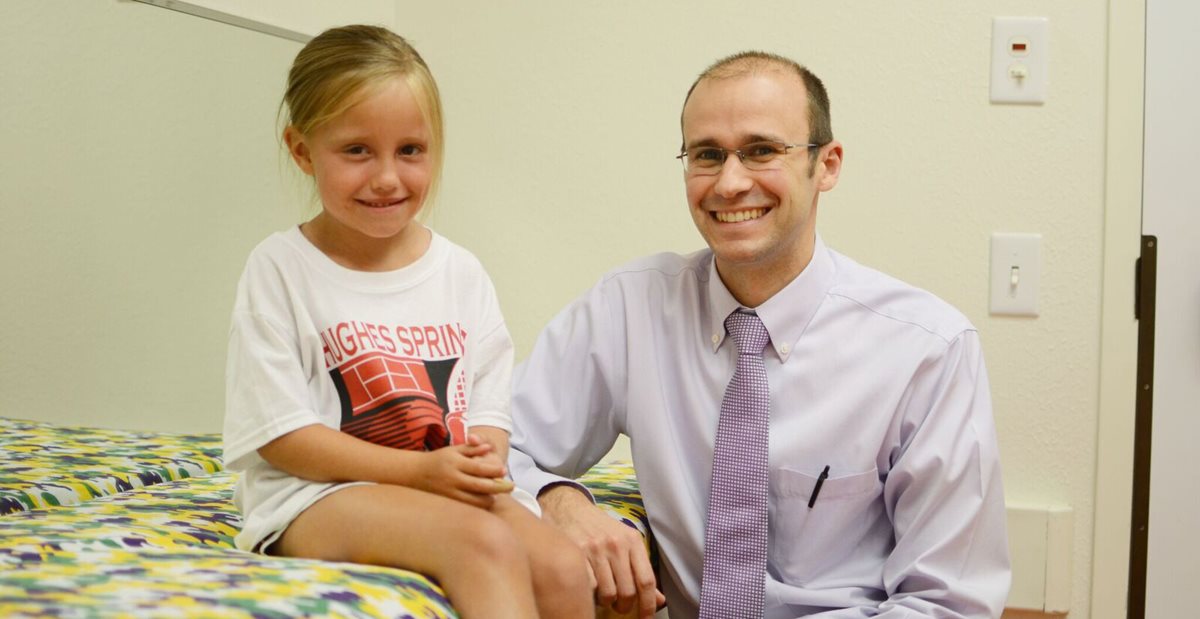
[285,78,433,260]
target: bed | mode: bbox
[0,417,649,618]
[0,418,224,516]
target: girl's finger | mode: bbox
[461,456,505,479]
[460,473,513,495]
[458,442,493,458]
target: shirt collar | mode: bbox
[705,234,837,362]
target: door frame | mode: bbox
[1091,0,1145,617]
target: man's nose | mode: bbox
[712,155,754,197]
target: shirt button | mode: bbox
[711,333,720,345]
[780,343,790,355]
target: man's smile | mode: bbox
[714,208,768,223]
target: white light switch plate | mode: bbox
[990,233,1041,316]
[991,17,1049,104]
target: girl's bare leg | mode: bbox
[274,484,538,619]
[491,494,594,619]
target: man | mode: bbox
[508,51,1010,618]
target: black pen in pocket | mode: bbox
[808,465,831,508]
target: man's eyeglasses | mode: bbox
[676,140,820,175]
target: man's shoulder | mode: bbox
[826,249,975,343]
[598,249,712,288]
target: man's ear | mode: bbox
[815,140,843,192]
[283,126,315,176]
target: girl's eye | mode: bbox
[399,144,425,157]
[344,145,369,156]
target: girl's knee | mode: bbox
[530,541,592,618]
[534,537,590,594]
[454,509,527,567]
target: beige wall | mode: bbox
[136,0,395,39]
[0,1,1139,616]
[0,0,302,432]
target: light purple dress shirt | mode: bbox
[509,236,1010,618]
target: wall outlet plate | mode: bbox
[991,17,1049,104]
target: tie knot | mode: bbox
[724,310,770,356]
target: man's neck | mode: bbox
[716,245,815,308]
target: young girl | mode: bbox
[223,25,591,618]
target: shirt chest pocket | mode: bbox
[768,465,885,584]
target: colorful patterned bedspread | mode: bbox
[0,417,223,515]
[0,472,458,618]
[0,416,649,618]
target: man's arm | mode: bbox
[507,279,665,618]
[820,331,1010,618]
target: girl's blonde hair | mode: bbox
[283,25,445,202]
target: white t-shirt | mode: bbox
[224,226,515,552]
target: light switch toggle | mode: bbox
[990,233,1041,316]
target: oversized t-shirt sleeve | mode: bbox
[222,258,323,471]
[463,270,514,433]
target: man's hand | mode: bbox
[539,484,665,618]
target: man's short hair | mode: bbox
[681,51,834,151]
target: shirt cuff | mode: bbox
[537,480,596,504]
[508,448,597,504]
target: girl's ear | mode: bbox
[283,126,315,175]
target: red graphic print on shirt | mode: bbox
[319,320,469,451]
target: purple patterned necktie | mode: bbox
[699,309,771,618]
